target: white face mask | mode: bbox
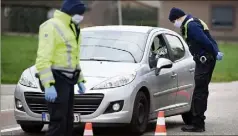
[174,20,182,28]
[72,14,84,25]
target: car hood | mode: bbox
[80,61,140,78]
[29,61,141,90]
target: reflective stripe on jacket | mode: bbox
[183,18,209,39]
[35,10,85,88]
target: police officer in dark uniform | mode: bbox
[168,7,223,132]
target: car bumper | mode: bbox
[15,109,130,124]
[14,83,136,124]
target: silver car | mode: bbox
[14,25,195,134]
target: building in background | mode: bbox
[1,0,158,32]
[83,1,159,27]
[1,0,63,33]
[120,1,159,26]
[1,0,237,41]
[1,0,95,32]
[159,0,238,41]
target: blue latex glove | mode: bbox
[78,82,86,94]
[216,52,224,60]
[45,86,57,102]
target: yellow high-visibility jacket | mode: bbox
[35,10,85,88]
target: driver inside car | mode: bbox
[149,37,167,68]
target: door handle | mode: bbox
[171,73,177,78]
[189,68,195,73]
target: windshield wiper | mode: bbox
[81,57,122,62]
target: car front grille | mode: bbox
[24,92,104,115]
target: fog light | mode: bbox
[16,100,23,109]
[112,103,120,111]
[15,98,24,112]
[104,100,124,114]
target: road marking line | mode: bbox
[1,127,21,133]
[1,109,14,112]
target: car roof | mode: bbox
[81,25,169,34]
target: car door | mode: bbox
[163,33,195,107]
[145,32,178,112]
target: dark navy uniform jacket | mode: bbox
[181,14,220,58]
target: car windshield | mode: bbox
[80,31,148,63]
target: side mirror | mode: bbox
[155,58,173,75]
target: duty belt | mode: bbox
[59,69,80,79]
[51,65,80,79]
[61,71,75,78]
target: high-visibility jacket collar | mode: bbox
[54,10,71,25]
[181,14,193,27]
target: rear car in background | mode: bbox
[14,25,195,134]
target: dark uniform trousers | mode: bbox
[192,54,216,128]
[44,70,79,136]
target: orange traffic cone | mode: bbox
[83,122,93,136]
[155,111,167,135]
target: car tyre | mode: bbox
[181,110,193,125]
[129,91,149,134]
[20,124,44,133]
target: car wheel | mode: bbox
[181,110,193,125]
[129,91,149,134]
[20,124,44,133]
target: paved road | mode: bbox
[1,85,15,112]
[1,82,238,135]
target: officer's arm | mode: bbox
[35,23,56,88]
[207,33,220,52]
[77,34,86,83]
[188,23,218,56]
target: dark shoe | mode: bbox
[181,125,205,132]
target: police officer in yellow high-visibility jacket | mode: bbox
[35,0,86,135]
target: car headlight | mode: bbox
[19,76,37,88]
[92,72,136,90]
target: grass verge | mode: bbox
[212,43,238,82]
[1,34,238,83]
[1,34,38,84]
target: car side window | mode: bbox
[149,34,170,68]
[164,34,185,61]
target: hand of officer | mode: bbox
[45,86,57,102]
[78,82,86,94]
[216,52,224,60]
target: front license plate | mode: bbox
[42,112,80,123]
